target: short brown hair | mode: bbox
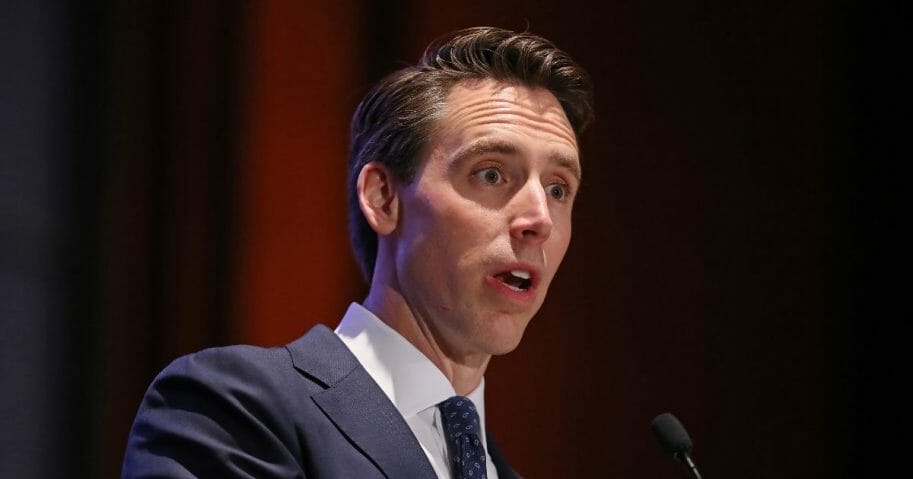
[348,26,594,281]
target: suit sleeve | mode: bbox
[121,346,307,478]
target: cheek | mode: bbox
[401,198,471,269]
[547,220,573,268]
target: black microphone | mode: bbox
[651,412,703,479]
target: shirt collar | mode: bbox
[335,303,487,424]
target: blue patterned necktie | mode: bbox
[438,396,488,479]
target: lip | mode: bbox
[485,262,541,305]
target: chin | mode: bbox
[488,340,523,356]
[482,316,531,356]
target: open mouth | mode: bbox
[495,270,532,292]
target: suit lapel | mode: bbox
[287,326,436,478]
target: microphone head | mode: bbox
[651,412,693,457]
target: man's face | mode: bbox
[392,79,580,360]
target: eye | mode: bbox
[473,167,504,185]
[546,183,570,201]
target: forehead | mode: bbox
[433,79,579,154]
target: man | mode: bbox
[122,26,593,478]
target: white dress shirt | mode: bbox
[335,303,499,479]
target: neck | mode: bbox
[362,282,490,396]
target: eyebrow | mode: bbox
[450,139,582,184]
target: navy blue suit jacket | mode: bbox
[122,325,518,478]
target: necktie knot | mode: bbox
[438,396,487,479]
[439,396,481,438]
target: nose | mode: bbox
[510,179,553,243]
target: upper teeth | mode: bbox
[510,270,530,280]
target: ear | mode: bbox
[357,161,399,236]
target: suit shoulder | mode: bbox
[147,336,331,408]
[162,342,291,382]
[155,323,343,390]
[123,334,328,477]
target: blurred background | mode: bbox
[2,0,902,477]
